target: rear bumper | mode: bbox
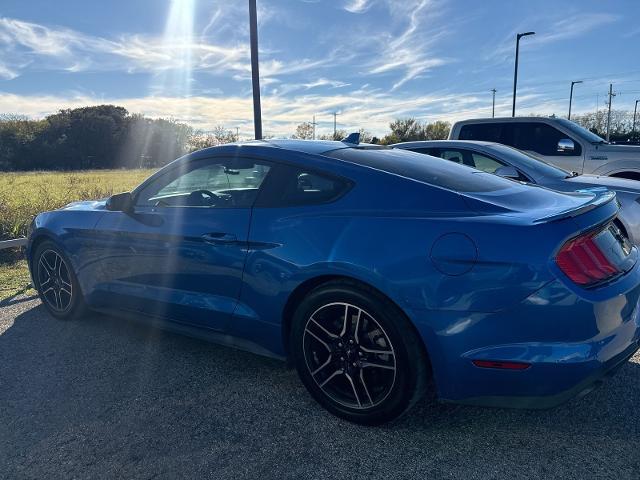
[446,340,639,409]
[412,265,640,408]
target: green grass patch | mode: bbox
[0,169,156,241]
[0,259,34,303]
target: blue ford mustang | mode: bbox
[27,139,640,424]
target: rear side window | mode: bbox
[256,164,350,207]
[326,148,516,193]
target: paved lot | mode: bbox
[1,296,639,480]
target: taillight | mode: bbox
[556,226,622,287]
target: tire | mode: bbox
[32,240,86,320]
[291,279,429,425]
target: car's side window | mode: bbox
[256,164,351,207]
[135,158,272,208]
[469,152,505,174]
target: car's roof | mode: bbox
[189,139,386,160]
[452,117,558,125]
[393,140,497,149]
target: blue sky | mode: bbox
[1,0,639,137]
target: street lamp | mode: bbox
[512,31,535,117]
[568,80,583,120]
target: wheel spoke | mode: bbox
[353,308,362,344]
[360,346,394,356]
[41,287,55,296]
[358,369,374,406]
[311,355,333,376]
[309,317,339,340]
[361,359,396,371]
[343,372,362,408]
[42,254,55,272]
[318,369,342,388]
[339,304,350,337]
[60,287,72,297]
[52,289,61,310]
[305,329,332,352]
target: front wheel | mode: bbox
[291,280,429,425]
[32,240,86,320]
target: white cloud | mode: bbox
[344,0,372,13]
[355,0,451,90]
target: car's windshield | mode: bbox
[489,144,572,180]
[555,118,606,144]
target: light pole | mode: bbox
[491,88,496,117]
[512,31,535,117]
[333,112,340,139]
[633,100,639,140]
[606,83,616,143]
[568,80,582,120]
[249,0,262,140]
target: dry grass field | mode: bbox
[0,169,156,301]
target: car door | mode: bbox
[91,156,272,331]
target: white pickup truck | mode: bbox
[449,117,640,180]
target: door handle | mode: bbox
[201,232,239,245]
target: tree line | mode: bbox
[1,104,636,171]
[0,105,236,171]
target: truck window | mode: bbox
[512,123,581,156]
[460,122,581,157]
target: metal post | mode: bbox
[333,112,338,139]
[512,31,535,117]
[491,89,496,118]
[312,115,317,140]
[568,80,582,120]
[606,83,615,142]
[632,99,638,138]
[249,0,262,140]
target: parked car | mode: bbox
[27,139,640,424]
[449,117,640,179]
[393,140,640,244]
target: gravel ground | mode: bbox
[1,296,639,480]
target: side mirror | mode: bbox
[494,165,520,180]
[557,138,575,153]
[106,192,133,212]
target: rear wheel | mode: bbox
[33,241,86,320]
[291,280,429,425]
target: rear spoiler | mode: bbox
[533,190,617,224]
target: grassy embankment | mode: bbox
[0,169,156,302]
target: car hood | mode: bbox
[61,199,108,211]
[564,175,640,194]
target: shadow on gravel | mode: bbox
[1,304,639,479]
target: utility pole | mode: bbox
[249,0,262,140]
[333,112,340,139]
[491,89,496,118]
[568,80,582,120]
[632,99,639,140]
[512,31,535,117]
[312,115,317,140]
[606,83,616,142]
[236,126,240,141]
